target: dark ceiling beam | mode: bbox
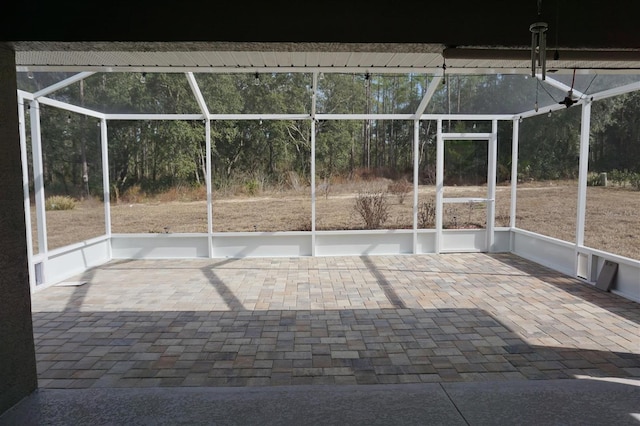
[1,1,639,50]
[443,48,640,62]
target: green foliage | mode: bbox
[244,179,260,196]
[45,195,76,211]
[587,172,604,187]
[22,72,640,197]
[610,169,631,187]
[630,173,640,191]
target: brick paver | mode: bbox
[31,253,640,389]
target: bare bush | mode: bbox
[354,190,389,229]
[388,179,412,204]
[318,177,331,199]
[45,195,76,211]
[418,201,436,228]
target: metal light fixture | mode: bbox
[364,72,371,88]
[254,72,260,86]
[27,71,34,79]
[140,72,147,83]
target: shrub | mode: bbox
[388,179,412,204]
[610,169,630,187]
[354,190,389,229]
[587,172,603,187]
[418,201,436,228]
[45,195,76,211]
[244,179,260,196]
[120,184,145,203]
[630,172,640,191]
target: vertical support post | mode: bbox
[100,119,111,254]
[510,119,519,229]
[311,73,318,256]
[18,96,35,290]
[206,119,213,257]
[412,119,419,254]
[576,101,591,255]
[510,118,520,251]
[435,119,443,253]
[311,118,316,256]
[0,42,38,414]
[30,100,48,259]
[486,120,498,252]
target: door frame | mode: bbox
[435,120,498,253]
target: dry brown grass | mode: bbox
[32,179,639,260]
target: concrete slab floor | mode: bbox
[2,379,639,425]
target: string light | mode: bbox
[442,61,447,85]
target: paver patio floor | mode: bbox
[31,253,640,389]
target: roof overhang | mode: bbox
[11,42,640,75]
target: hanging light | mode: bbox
[140,72,147,83]
[442,61,447,85]
[364,72,371,88]
[254,72,260,86]
[67,115,71,124]
[27,71,34,79]
[318,72,325,80]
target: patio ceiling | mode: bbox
[5,0,640,75]
[11,42,640,75]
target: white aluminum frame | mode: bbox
[15,70,640,303]
[436,130,497,253]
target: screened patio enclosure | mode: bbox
[15,69,640,303]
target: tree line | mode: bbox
[18,71,640,198]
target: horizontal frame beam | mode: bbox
[441,132,493,140]
[19,65,635,76]
[105,113,205,120]
[33,72,96,99]
[208,114,310,121]
[37,96,106,119]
